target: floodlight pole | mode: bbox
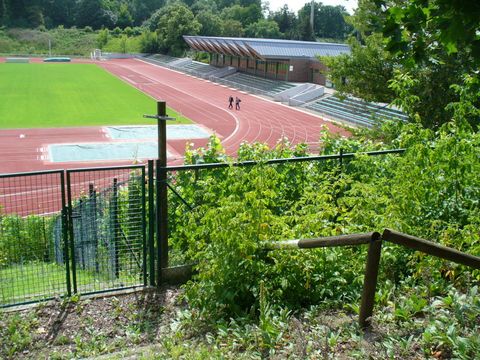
[144,101,174,285]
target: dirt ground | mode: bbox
[1,287,183,359]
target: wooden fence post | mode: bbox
[359,233,382,329]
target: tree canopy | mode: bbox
[155,3,201,56]
[323,0,480,130]
[0,1,353,43]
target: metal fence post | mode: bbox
[61,171,71,296]
[147,160,155,286]
[112,178,120,278]
[156,101,169,283]
[66,171,78,294]
[359,233,383,329]
[141,166,147,286]
[89,184,99,272]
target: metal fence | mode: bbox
[1,149,406,308]
[65,166,147,295]
[0,170,67,306]
[0,165,148,308]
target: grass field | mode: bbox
[0,63,191,129]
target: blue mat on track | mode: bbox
[49,142,170,162]
[106,125,210,140]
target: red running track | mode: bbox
[99,59,348,159]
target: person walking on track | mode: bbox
[235,96,241,110]
[228,95,234,109]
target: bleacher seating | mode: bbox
[223,72,295,95]
[141,54,296,97]
[305,95,409,127]
[180,61,218,74]
[151,54,178,63]
[148,54,178,64]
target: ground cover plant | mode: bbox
[0,63,191,128]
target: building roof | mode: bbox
[183,36,350,60]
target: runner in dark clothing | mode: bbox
[228,96,234,109]
[235,97,241,110]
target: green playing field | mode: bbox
[0,63,191,129]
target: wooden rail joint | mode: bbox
[265,232,381,250]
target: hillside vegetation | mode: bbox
[1,121,479,359]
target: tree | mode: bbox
[191,0,218,15]
[43,0,76,27]
[222,19,244,37]
[347,0,385,37]
[221,4,262,27]
[75,0,117,29]
[154,3,201,56]
[322,0,479,129]
[132,0,164,25]
[7,0,25,20]
[378,0,480,129]
[0,0,8,26]
[297,15,315,41]
[116,3,133,28]
[139,30,159,53]
[119,34,128,53]
[245,19,281,39]
[298,2,352,40]
[196,10,223,36]
[97,28,109,49]
[317,5,352,39]
[270,4,297,35]
[322,34,395,103]
[380,0,480,67]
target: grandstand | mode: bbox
[183,35,350,86]
[224,72,295,95]
[305,95,409,127]
[140,36,409,128]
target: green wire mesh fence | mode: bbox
[0,170,67,307]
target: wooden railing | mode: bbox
[266,229,480,329]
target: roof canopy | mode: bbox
[183,36,350,60]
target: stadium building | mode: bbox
[183,35,350,85]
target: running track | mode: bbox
[99,59,348,158]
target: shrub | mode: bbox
[0,214,55,264]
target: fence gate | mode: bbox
[0,170,67,308]
[65,166,148,295]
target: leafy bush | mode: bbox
[0,214,55,264]
[103,35,141,53]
